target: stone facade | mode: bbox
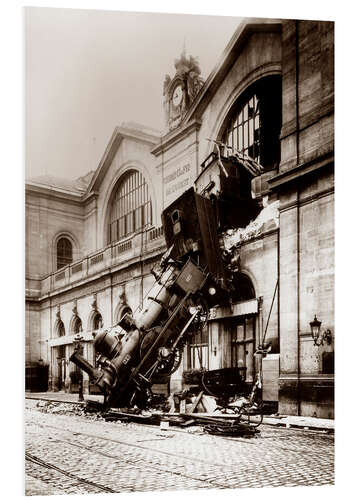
[25,18,334,418]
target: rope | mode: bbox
[261,279,278,347]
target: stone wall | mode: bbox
[277,20,334,418]
[25,190,85,279]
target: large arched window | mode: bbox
[221,75,282,171]
[57,237,73,270]
[108,170,152,243]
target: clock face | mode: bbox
[172,85,183,107]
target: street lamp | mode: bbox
[309,315,332,346]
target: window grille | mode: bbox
[108,170,152,243]
[223,94,261,163]
[221,75,282,171]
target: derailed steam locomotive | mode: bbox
[70,151,261,409]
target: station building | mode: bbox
[26,18,334,418]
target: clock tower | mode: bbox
[163,50,205,131]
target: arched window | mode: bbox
[93,312,103,331]
[57,237,73,270]
[57,320,65,337]
[72,316,82,334]
[221,75,282,171]
[108,170,152,243]
[119,306,132,321]
[231,272,256,303]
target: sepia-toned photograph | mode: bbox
[24,4,335,496]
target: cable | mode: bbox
[261,279,278,347]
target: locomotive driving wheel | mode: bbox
[189,297,209,332]
[139,327,183,380]
[155,346,182,376]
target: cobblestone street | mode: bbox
[25,399,334,495]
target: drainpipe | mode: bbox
[295,20,301,415]
[110,273,113,325]
[49,298,53,391]
[140,229,144,309]
[258,296,264,346]
[161,139,165,215]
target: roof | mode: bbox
[27,171,95,194]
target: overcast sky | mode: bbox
[25,7,241,180]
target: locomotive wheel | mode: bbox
[155,346,182,376]
[139,327,182,379]
[189,297,209,331]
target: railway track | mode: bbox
[25,452,118,494]
[26,420,229,490]
[25,402,334,494]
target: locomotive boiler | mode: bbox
[70,255,222,408]
[70,188,230,409]
[70,150,260,409]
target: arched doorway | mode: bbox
[54,319,66,391]
[90,311,103,368]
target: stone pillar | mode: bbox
[278,194,299,415]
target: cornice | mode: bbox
[116,124,161,145]
[268,152,334,190]
[82,190,99,203]
[151,119,202,157]
[278,186,334,213]
[25,183,83,204]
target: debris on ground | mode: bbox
[204,421,259,437]
[32,385,264,437]
[31,366,267,438]
[35,401,104,421]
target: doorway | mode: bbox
[231,315,256,384]
[56,345,66,390]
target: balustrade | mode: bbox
[44,227,165,293]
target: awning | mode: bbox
[209,298,258,320]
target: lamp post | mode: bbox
[73,334,84,401]
[309,315,332,346]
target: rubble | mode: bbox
[32,366,264,437]
[36,401,104,421]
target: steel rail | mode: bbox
[25,452,117,493]
[44,437,224,488]
[33,421,226,467]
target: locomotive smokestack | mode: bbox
[69,351,101,383]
